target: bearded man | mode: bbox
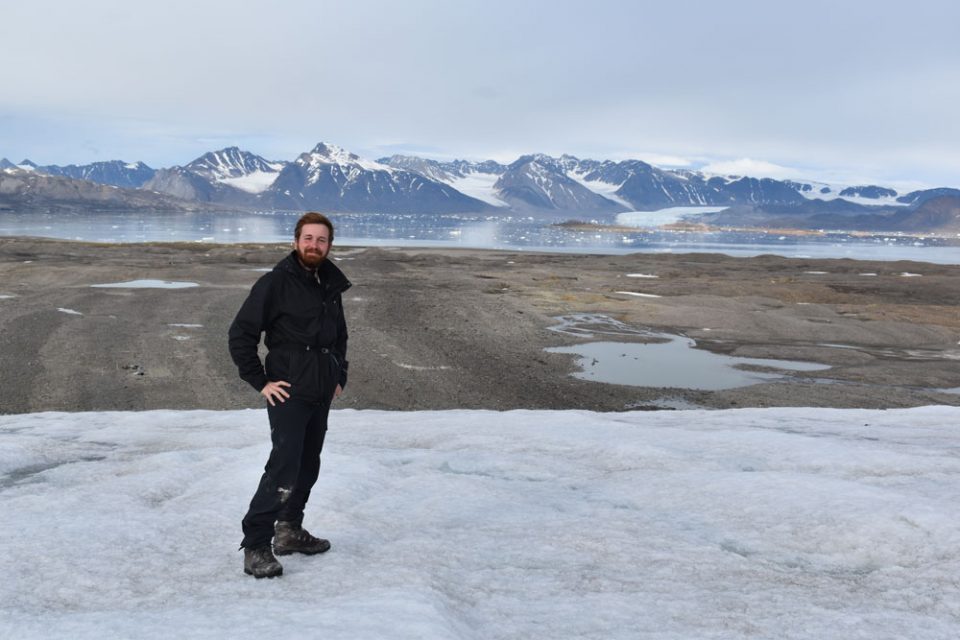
[228,212,351,578]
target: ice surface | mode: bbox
[616,206,729,228]
[2,407,959,639]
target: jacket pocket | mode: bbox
[289,350,330,403]
[264,349,290,381]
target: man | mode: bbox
[228,212,351,579]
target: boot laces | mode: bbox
[293,528,319,544]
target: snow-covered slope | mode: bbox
[185,147,284,194]
[264,143,492,213]
[3,407,959,639]
[785,179,908,207]
[27,160,156,189]
[490,154,627,214]
[380,155,510,207]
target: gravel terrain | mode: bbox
[1,237,958,413]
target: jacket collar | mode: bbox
[276,251,352,293]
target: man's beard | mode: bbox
[297,247,326,268]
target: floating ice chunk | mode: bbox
[0,294,15,299]
[57,308,83,315]
[900,272,922,277]
[859,273,878,276]
[615,291,662,298]
[804,271,829,275]
[626,273,659,278]
[168,323,203,328]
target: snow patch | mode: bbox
[1,407,958,639]
[392,362,452,371]
[444,171,509,207]
[567,171,633,209]
[219,170,280,194]
[90,280,199,289]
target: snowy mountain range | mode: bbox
[3,145,959,231]
[266,143,490,213]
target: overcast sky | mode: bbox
[1,0,957,187]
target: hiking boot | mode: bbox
[273,521,331,555]
[244,545,283,578]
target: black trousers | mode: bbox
[241,397,330,549]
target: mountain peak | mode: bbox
[184,147,281,181]
[301,142,392,173]
[308,142,358,163]
[510,153,561,171]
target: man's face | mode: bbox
[295,223,331,268]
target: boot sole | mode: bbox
[274,544,330,556]
[244,567,283,578]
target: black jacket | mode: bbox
[228,251,351,404]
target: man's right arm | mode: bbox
[228,275,274,393]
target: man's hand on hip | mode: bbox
[261,380,291,406]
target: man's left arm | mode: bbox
[334,292,349,392]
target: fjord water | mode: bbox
[1,209,957,263]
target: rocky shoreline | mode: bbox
[1,236,958,414]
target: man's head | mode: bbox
[293,212,335,268]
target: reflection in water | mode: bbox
[546,315,831,390]
[0,210,957,263]
[546,335,831,390]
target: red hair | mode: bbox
[294,212,334,242]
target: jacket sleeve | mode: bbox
[335,292,349,389]
[228,274,274,392]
